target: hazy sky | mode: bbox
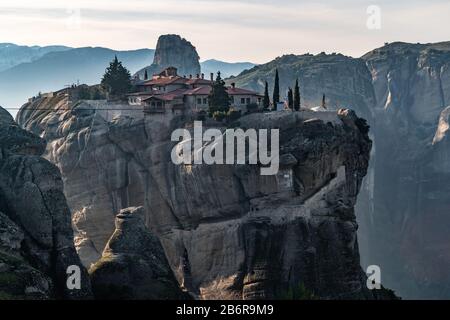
[1,0,449,63]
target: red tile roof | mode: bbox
[142,95,165,101]
[135,77,261,99]
[226,87,260,95]
[184,86,212,96]
[182,86,261,96]
[143,76,188,86]
[159,88,187,101]
[186,78,213,86]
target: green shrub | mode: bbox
[197,111,207,121]
[226,109,242,122]
[212,111,227,122]
[276,282,317,300]
[246,103,259,113]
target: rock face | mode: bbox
[0,106,92,299]
[230,53,375,122]
[232,41,450,299]
[89,207,187,300]
[357,42,450,299]
[136,35,201,79]
[17,90,394,299]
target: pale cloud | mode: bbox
[1,0,449,63]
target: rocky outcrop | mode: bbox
[229,53,376,122]
[357,42,450,299]
[89,207,187,300]
[231,41,450,299]
[0,106,92,299]
[136,35,201,79]
[17,89,394,299]
[0,211,53,299]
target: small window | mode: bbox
[241,98,246,104]
[197,98,202,104]
[203,98,207,104]
[151,102,156,107]
[157,101,162,107]
[246,98,251,104]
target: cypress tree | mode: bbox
[144,69,148,80]
[263,81,270,110]
[208,71,230,116]
[294,79,300,111]
[322,94,326,109]
[288,88,293,110]
[101,56,131,97]
[273,69,280,105]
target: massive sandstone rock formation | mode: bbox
[17,92,394,299]
[232,41,450,299]
[229,53,375,122]
[0,106,91,299]
[358,42,450,299]
[136,34,201,79]
[89,206,187,300]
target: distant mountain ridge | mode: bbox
[201,59,256,79]
[230,41,450,299]
[0,43,71,72]
[0,46,155,113]
[0,43,256,114]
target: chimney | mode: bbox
[210,73,214,82]
[231,83,236,89]
[201,73,205,79]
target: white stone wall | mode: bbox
[230,95,259,112]
[81,100,144,122]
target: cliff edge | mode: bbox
[0,106,91,299]
[17,93,395,299]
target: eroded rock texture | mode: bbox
[230,53,375,122]
[17,91,394,299]
[0,106,92,299]
[232,41,450,299]
[358,42,450,299]
[136,34,201,79]
[89,206,187,300]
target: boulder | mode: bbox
[89,207,187,300]
[0,106,92,299]
[135,34,201,79]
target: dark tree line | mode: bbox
[208,72,231,117]
[101,56,132,97]
[265,68,302,111]
[294,79,300,111]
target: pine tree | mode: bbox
[144,69,148,80]
[273,69,280,105]
[101,56,132,97]
[288,88,293,110]
[294,79,300,111]
[208,72,230,116]
[263,81,270,110]
[322,94,326,109]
